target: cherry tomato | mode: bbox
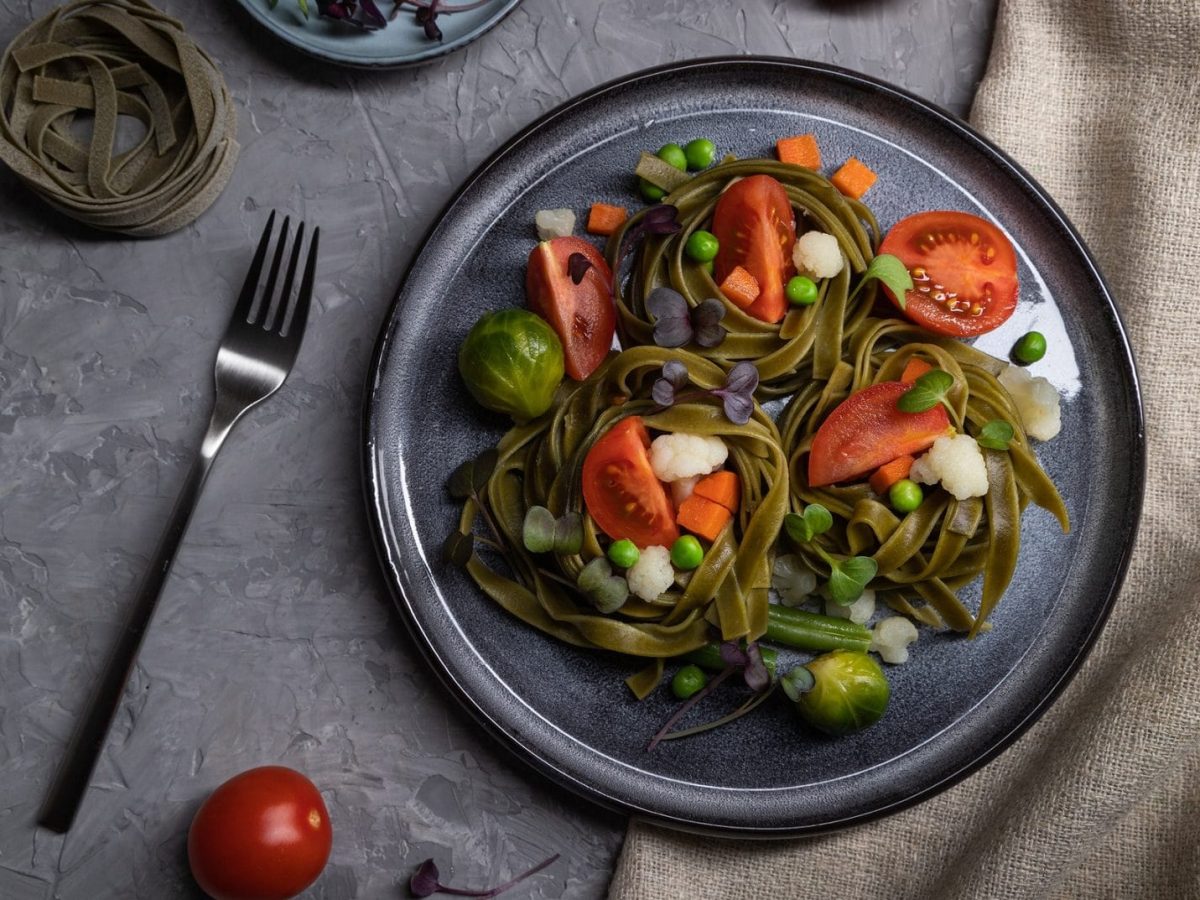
[711,174,797,324]
[188,766,332,900]
[878,210,1018,337]
[582,416,679,548]
[525,236,615,381]
[808,382,951,487]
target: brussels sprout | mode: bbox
[458,309,564,421]
[791,649,889,736]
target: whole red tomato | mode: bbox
[188,766,332,900]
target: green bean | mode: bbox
[765,605,872,653]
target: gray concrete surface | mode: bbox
[0,0,996,896]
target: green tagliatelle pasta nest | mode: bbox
[455,346,789,697]
[778,318,1070,636]
[609,158,880,396]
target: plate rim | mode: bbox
[361,56,1146,837]
[226,0,523,69]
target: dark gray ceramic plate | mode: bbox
[364,58,1143,835]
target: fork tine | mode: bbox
[260,216,291,331]
[232,210,276,325]
[272,221,305,335]
[282,226,318,341]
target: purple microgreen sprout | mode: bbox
[615,204,681,277]
[710,362,759,425]
[316,0,386,29]
[647,639,775,750]
[567,252,594,285]
[719,639,771,691]
[651,361,758,425]
[651,359,690,406]
[690,298,727,348]
[413,0,442,39]
[645,289,727,349]
[408,854,560,898]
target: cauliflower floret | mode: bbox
[792,230,845,280]
[534,208,576,240]
[670,474,701,507]
[910,434,989,500]
[998,363,1062,441]
[772,554,817,607]
[825,588,876,625]
[870,616,919,664]
[626,545,673,602]
[649,433,728,483]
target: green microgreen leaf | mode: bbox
[522,506,556,553]
[849,253,913,307]
[296,0,309,17]
[553,512,583,554]
[977,419,1015,451]
[441,531,474,567]
[780,665,815,702]
[447,448,498,500]
[576,557,628,612]
[784,503,833,544]
[897,369,955,413]
[827,555,878,606]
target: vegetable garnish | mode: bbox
[1013,330,1047,364]
[784,503,833,543]
[567,252,593,284]
[977,419,1016,451]
[647,640,774,750]
[790,650,890,735]
[651,360,759,425]
[409,853,560,899]
[615,204,683,274]
[522,507,583,554]
[444,449,503,567]
[577,557,630,613]
[896,368,955,413]
[830,156,878,200]
[645,288,727,349]
[780,665,815,701]
[848,253,914,306]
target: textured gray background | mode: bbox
[0,1,995,897]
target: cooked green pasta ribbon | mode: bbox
[608,158,880,395]
[0,0,238,236]
[454,348,790,697]
[778,317,1069,633]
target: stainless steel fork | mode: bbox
[38,212,319,833]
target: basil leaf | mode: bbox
[978,419,1015,451]
[855,253,913,308]
[897,369,955,413]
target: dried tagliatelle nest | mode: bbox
[0,0,239,236]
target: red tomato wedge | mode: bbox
[711,175,797,324]
[526,236,615,380]
[878,210,1018,337]
[808,382,951,487]
[582,416,678,548]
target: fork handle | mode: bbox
[37,400,241,833]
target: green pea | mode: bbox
[638,178,665,202]
[684,138,717,171]
[1013,330,1047,364]
[670,535,704,570]
[889,479,924,513]
[657,142,688,172]
[786,275,819,306]
[671,664,708,700]
[685,230,720,263]
[607,539,640,569]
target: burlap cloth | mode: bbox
[609,1,1200,896]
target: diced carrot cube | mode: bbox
[831,157,878,199]
[869,455,915,495]
[719,265,760,309]
[693,470,741,513]
[776,133,822,169]
[676,494,732,542]
[900,357,934,384]
[586,202,628,235]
